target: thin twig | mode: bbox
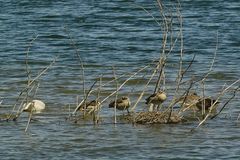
[72,80,97,115]
[112,66,118,124]
[211,85,239,119]
[64,26,86,110]
[100,65,149,105]
[96,76,102,124]
[25,111,33,132]
[130,65,159,112]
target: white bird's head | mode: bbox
[23,100,45,113]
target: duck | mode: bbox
[177,92,219,112]
[145,91,167,112]
[177,92,200,110]
[78,100,101,115]
[22,99,45,114]
[196,98,220,111]
[109,96,131,113]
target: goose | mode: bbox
[145,91,167,112]
[23,99,45,114]
[109,96,131,113]
[78,100,101,115]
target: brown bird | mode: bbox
[196,98,220,111]
[78,100,101,115]
[178,92,200,110]
[178,92,219,112]
[109,96,131,113]
[145,91,167,112]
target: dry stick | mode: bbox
[72,80,97,116]
[9,55,59,120]
[177,30,218,101]
[211,85,240,120]
[71,81,98,123]
[95,76,102,124]
[175,53,196,97]
[201,81,206,117]
[11,35,38,120]
[100,65,150,105]
[24,36,38,128]
[18,82,38,112]
[178,78,195,108]
[165,77,195,115]
[112,66,118,124]
[138,0,179,99]
[130,64,159,112]
[9,85,36,121]
[25,35,38,84]
[25,110,33,132]
[32,81,40,98]
[195,79,240,129]
[180,54,196,81]
[157,0,169,49]
[129,1,180,92]
[154,0,170,94]
[167,1,184,122]
[175,1,184,92]
[25,35,39,104]
[64,26,86,111]
[154,59,166,93]
[21,83,39,132]
[157,0,169,34]
[68,104,71,117]
[76,95,79,110]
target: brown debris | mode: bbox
[123,111,182,124]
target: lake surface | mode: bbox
[0,0,239,159]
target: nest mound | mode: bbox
[124,111,182,124]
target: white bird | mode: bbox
[23,100,46,114]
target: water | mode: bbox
[0,0,239,159]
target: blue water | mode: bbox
[0,0,239,159]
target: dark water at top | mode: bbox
[0,0,239,159]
